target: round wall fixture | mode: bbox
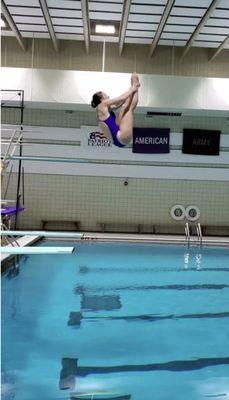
[170,205,186,221]
[185,205,200,221]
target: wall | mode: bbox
[1,37,229,234]
[3,173,229,234]
[1,38,229,78]
[2,118,229,234]
[1,123,229,181]
[2,67,229,113]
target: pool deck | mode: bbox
[1,232,228,266]
[82,232,229,247]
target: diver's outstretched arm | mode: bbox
[110,99,127,110]
[102,83,139,108]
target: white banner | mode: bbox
[81,125,114,150]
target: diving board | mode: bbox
[0,246,75,254]
[0,230,83,238]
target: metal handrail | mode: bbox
[197,222,202,247]
[1,223,20,247]
[2,129,22,164]
[185,222,190,248]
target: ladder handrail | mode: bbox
[196,222,202,247]
[185,222,190,248]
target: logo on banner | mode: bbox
[182,129,221,155]
[88,131,112,147]
[133,128,170,153]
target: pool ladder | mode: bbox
[185,222,202,247]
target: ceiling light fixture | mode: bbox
[95,24,115,34]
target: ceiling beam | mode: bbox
[1,0,27,51]
[208,35,229,61]
[149,0,175,57]
[119,0,132,56]
[180,0,220,60]
[81,0,90,54]
[38,0,59,52]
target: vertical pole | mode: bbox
[134,52,137,72]
[102,39,106,72]
[31,34,35,101]
[22,166,25,205]
[14,90,24,229]
[172,41,175,75]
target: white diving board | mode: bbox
[0,246,75,254]
[0,230,83,238]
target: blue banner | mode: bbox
[133,128,170,153]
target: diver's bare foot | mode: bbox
[131,72,140,87]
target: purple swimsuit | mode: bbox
[102,112,125,148]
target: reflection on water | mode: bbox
[195,253,202,270]
[183,251,202,271]
[184,252,190,269]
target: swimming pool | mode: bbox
[1,241,229,400]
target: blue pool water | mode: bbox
[1,242,229,400]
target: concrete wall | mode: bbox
[2,38,229,78]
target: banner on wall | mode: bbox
[132,128,170,153]
[182,129,221,155]
[81,126,112,148]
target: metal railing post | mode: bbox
[185,222,190,248]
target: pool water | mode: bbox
[1,242,229,400]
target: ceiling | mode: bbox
[1,0,229,59]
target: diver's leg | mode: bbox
[117,89,139,144]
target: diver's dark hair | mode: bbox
[91,91,102,108]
